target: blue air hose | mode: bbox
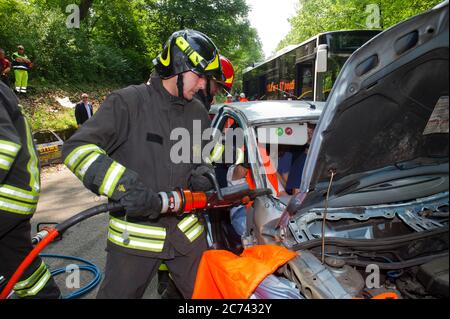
[39,254,102,299]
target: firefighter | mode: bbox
[195,55,235,111]
[62,29,223,299]
[0,81,60,299]
[158,55,236,298]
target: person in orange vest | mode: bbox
[239,92,249,102]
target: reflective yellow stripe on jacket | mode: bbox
[0,140,21,171]
[0,119,39,216]
[64,144,106,181]
[64,144,126,198]
[178,214,204,243]
[24,120,40,193]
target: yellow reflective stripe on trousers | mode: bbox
[0,197,36,215]
[64,144,105,171]
[75,153,100,180]
[14,261,51,297]
[109,217,166,240]
[0,185,39,203]
[24,119,40,193]
[99,162,126,197]
[0,154,14,170]
[14,261,46,290]
[0,139,21,157]
[108,228,165,252]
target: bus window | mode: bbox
[243,30,381,102]
[316,55,347,101]
[296,63,314,100]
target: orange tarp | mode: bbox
[192,245,297,299]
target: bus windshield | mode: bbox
[314,31,381,101]
[325,31,381,54]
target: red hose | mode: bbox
[0,228,60,300]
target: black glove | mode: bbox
[188,165,215,192]
[119,181,162,220]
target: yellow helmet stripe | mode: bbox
[205,54,220,71]
[225,75,234,84]
[159,41,171,67]
[175,36,206,68]
[175,37,190,51]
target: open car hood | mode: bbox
[300,1,449,205]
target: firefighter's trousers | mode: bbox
[0,215,60,299]
[97,237,207,299]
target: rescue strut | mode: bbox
[0,175,271,299]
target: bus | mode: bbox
[243,30,382,102]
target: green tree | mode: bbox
[0,0,262,90]
[143,0,263,91]
[277,0,442,50]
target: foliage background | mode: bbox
[0,0,263,89]
[0,0,443,131]
[0,0,263,130]
[277,0,442,50]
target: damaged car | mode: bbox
[209,1,449,299]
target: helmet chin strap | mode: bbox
[177,73,185,100]
[206,79,213,105]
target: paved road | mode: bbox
[31,165,159,299]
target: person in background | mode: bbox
[239,92,249,102]
[0,49,11,87]
[11,45,32,94]
[285,123,317,194]
[225,94,233,104]
[226,164,250,237]
[277,148,293,190]
[75,93,93,127]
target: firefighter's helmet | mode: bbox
[154,29,223,81]
[217,55,235,91]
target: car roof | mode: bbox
[214,100,325,125]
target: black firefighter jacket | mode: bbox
[62,76,211,259]
[0,81,40,223]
